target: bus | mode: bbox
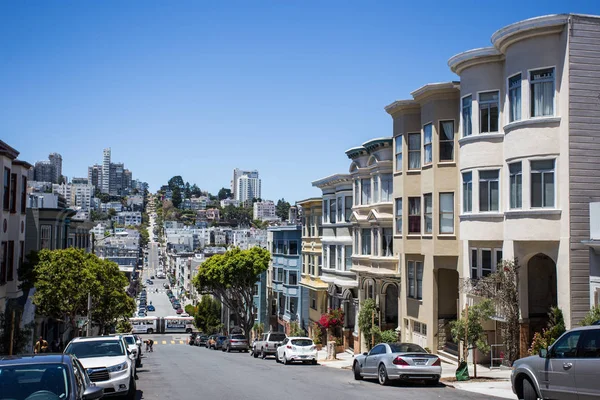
[129,316,193,334]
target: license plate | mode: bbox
[415,361,427,366]
[299,355,307,358]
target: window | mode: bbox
[354,229,359,254]
[439,193,454,234]
[40,225,52,249]
[470,249,478,280]
[18,241,24,280]
[289,240,298,255]
[308,255,315,275]
[354,180,359,206]
[509,162,522,209]
[0,242,6,284]
[329,199,336,223]
[395,135,402,171]
[550,330,581,359]
[337,197,343,222]
[345,245,352,270]
[373,176,379,203]
[479,91,499,133]
[462,172,472,213]
[289,297,298,315]
[531,160,555,208]
[329,245,336,268]
[470,248,502,279]
[408,133,421,170]
[407,261,423,299]
[380,174,392,202]
[382,228,393,257]
[253,284,259,295]
[439,121,454,161]
[395,198,402,235]
[21,176,27,214]
[361,229,371,255]
[3,168,9,210]
[344,197,352,222]
[6,241,14,282]
[531,68,554,117]
[578,329,600,358]
[361,178,371,205]
[336,245,342,270]
[323,199,329,224]
[277,268,284,282]
[423,123,433,164]
[288,272,298,285]
[481,249,492,277]
[462,96,472,137]
[310,291,317,310]
[508,74,522,122]
[479,170,499,212]
[9,173,17,213]
[408,197,421,234]
[423,194,433,234]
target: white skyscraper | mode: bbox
[101,148,111,194]
[232,168,260,202]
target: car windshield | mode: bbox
[0,363,70,400]
[231,335,246,340]
[269,334,286,341]
[65,340,125,358]
[124,336,135,345]
[389,343,427,353]
[291,339,313,346]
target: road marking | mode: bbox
[162,340,167,344]
[179,340,184,344]
[170,340,175,344]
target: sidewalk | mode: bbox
[317,350,515,399]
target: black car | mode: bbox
[0,354,104,400]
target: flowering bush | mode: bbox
[318,308,345,330]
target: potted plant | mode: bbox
[334,336,344,354]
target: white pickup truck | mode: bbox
[253,332,287,359]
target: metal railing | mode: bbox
[490,343,508,369]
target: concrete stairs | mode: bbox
[437,342,459,366]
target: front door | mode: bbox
[574,329,600,400]
[542,330,581,400]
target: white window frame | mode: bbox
[507,72,522,123]
[461,94,473,137]
[509,162,522,209]
[470,247,503,279]
[344,196,352,222]
[528,66,556,118]
[439,192,454,234]
[337,196,343,222]
[462,171,473,213]
[478,169,500,212]
[380,174,393,203]
[478,90,500,134]
[408,132,421,170]
[423,123,433,165]
[395,135,402,172]
[361,178,371,205]
[395,198,402,235]
[530,158,556,209]
[439,120,455,162]
[373,175,379,204]
[423,193,433,235]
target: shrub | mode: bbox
[528,307,565,355]
[289,321,304,337]
[580,305,600,326]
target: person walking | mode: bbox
[148,339,154,352]
[34,336,49,354]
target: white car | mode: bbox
[276,337,318,365]
[64,335,137,399]
[122,334,142,367]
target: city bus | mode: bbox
[129,316,193,334]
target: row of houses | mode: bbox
[253,14,600,359]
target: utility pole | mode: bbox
[86,293,92,337]
[371,308,375,349]
[8,309,15,356]
[464,304,469,364]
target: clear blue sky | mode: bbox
[2,1,598,202]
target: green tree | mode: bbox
[171,187,182,209]
[168,176,184,191]
[90,210,108,221]
[275,198,291,221]
[107,208,117,217]
[580,305,600,326]
[190,184,202,197]
[451,298,495,363]
[358,299,379,349]
[184,182,191,199]
[529,307,566,355]
[116,320,132,334]
[218,188,232,200]
[17,250,40,293]
[195,295,222,334]
[193,247,270,337]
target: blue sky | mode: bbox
[2,1,599,202]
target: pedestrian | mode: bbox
[148,339,154,352]
[34,336,49,354]
[145,340,150,352]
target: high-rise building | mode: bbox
[109,162,124,196]
[123,169,132,191]
[88,164,102,190]
[48,153,63,183]
[33,160,55,183]
[71,182,95,210]
[101,148,111,194]
[232,168,260,202]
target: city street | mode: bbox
[141,218,174,318]
[134,343,503,400]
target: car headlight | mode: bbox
[107,361,129,373]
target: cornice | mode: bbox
[311,173,352,188]
[448,47,504,75]
[410,81,461,100]
[0,140,19,160]
[491,14,568,53]
[345,146,367,160]
[384,100,420,116]
[362,137,392,153]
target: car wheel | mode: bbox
[227,346,231,353]
[147,328,154,334]
[283,353,290,365]
[522,378,538,400]
[275,352,280,363]
[378,364,389,386]
[426,378,439,386]
[353,362,363,380]
[312,359,317,366]
[253,349,259,358]
[125,375,136,400]
[261,349,266,359]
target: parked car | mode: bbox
[195,335,209,347]
[150,275,155,279]
[254,332,287,359]
[147,304,155,311]
[176,308,183,314]
[122,334,142,367]
[64,335,136,399]
[222,334,249,353]
[276,337,317,365]
[163,283,170,289]
[214,336,227,350]
[353,342,441,386]
[511,325,600,400]
[137,310,147,317]
[0,354,104,400]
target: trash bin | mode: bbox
[455,361,470,381]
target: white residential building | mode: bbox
[253,200,277,221]
[100,201,123,213]
[232,168,261,203]
[52,183,72,206]
[112,211,142,226]
[71,183,94,210]
[190,196,207,210]
[220,198,240,208]
[101,148,110,194]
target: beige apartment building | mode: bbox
[385,83,461,353]
[448,14,600,355]
[346,138,399,352]
[297,198,325,340]
[0,140,31,312]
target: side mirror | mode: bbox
[362,352,368,356]
[539,348,549,358]
[83,385,104,400]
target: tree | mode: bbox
[529,307,566,355]
[0,303,34,355]
[184,304,197,317]
[190,184,202,197]
[358,299,379,349]
[193,247,270,338]
[184,182,191,199]
[276,198,291,221]
[107,208,117,217]
[17,250,40,293]
[451,298,495,368]
[168,176,184,191]
[580,305,600,326]
[116,320,132,334]
[171,187,182,209]
[218,188,232,200]
[195,295,222,334]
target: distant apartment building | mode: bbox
[0,140,31,312]
[101,148,111,194]
[48,153,62,183]
[52,183,72,207]
[190,196,207,211]
[71,183,95,210]
[111,211,142,226]
[88,164,102,190]
[253,200,277,221]
[71,177,88,185]
[99,201,123,213]
[231,168,261,203]
[109,162,124,196]
[220,198,240,208]
[33,160,55,184]
[231,168,259,198]
[232,228,268,250]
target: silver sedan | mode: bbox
[353,343,442,385]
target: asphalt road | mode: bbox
[134,342,502,400]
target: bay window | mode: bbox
[462,172,472,213]
[423,123,432,164]
[423,193,432,234]
[345,245,352,270]
[373,176,379,204]
[373,229,379,257]
[382,228,393,257]
[336,245,343,270]
[439,193,454,234]
[337,197,343,222]
[407,261,423,299]
[329,245,336,269]
[470,248,502,279]
[509,162,522,209]
[408,133,421,170]
[462,96,472,137]
[361,178,371,205]
[361,229,371,255]
[344,197,352,222]
[3,168,9,210]
[395,135,402,171]
[439,121,454,161]
[531,159,555,208]
[479,91,499,133]
[329,199,336,223]
[479,170,499,212]
[408,197,421,234]
[531,68,554,117]
[354,180,360,206]
[395,198,402,234]
[509,74,522,122]
[381,174,392,202]
[323,199,329,223]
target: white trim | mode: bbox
[423,193,433,235]
[529,157,557,209]
[407,131,422,171]
[505,71,523,126]
[422,121,434,166]
[504,116,561,134]
[394,135,403,173]
[458,133,504,146]
[526,65,557,119]
[460,93,473,138]
[476,89,501,134]
[438,119,457,163]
